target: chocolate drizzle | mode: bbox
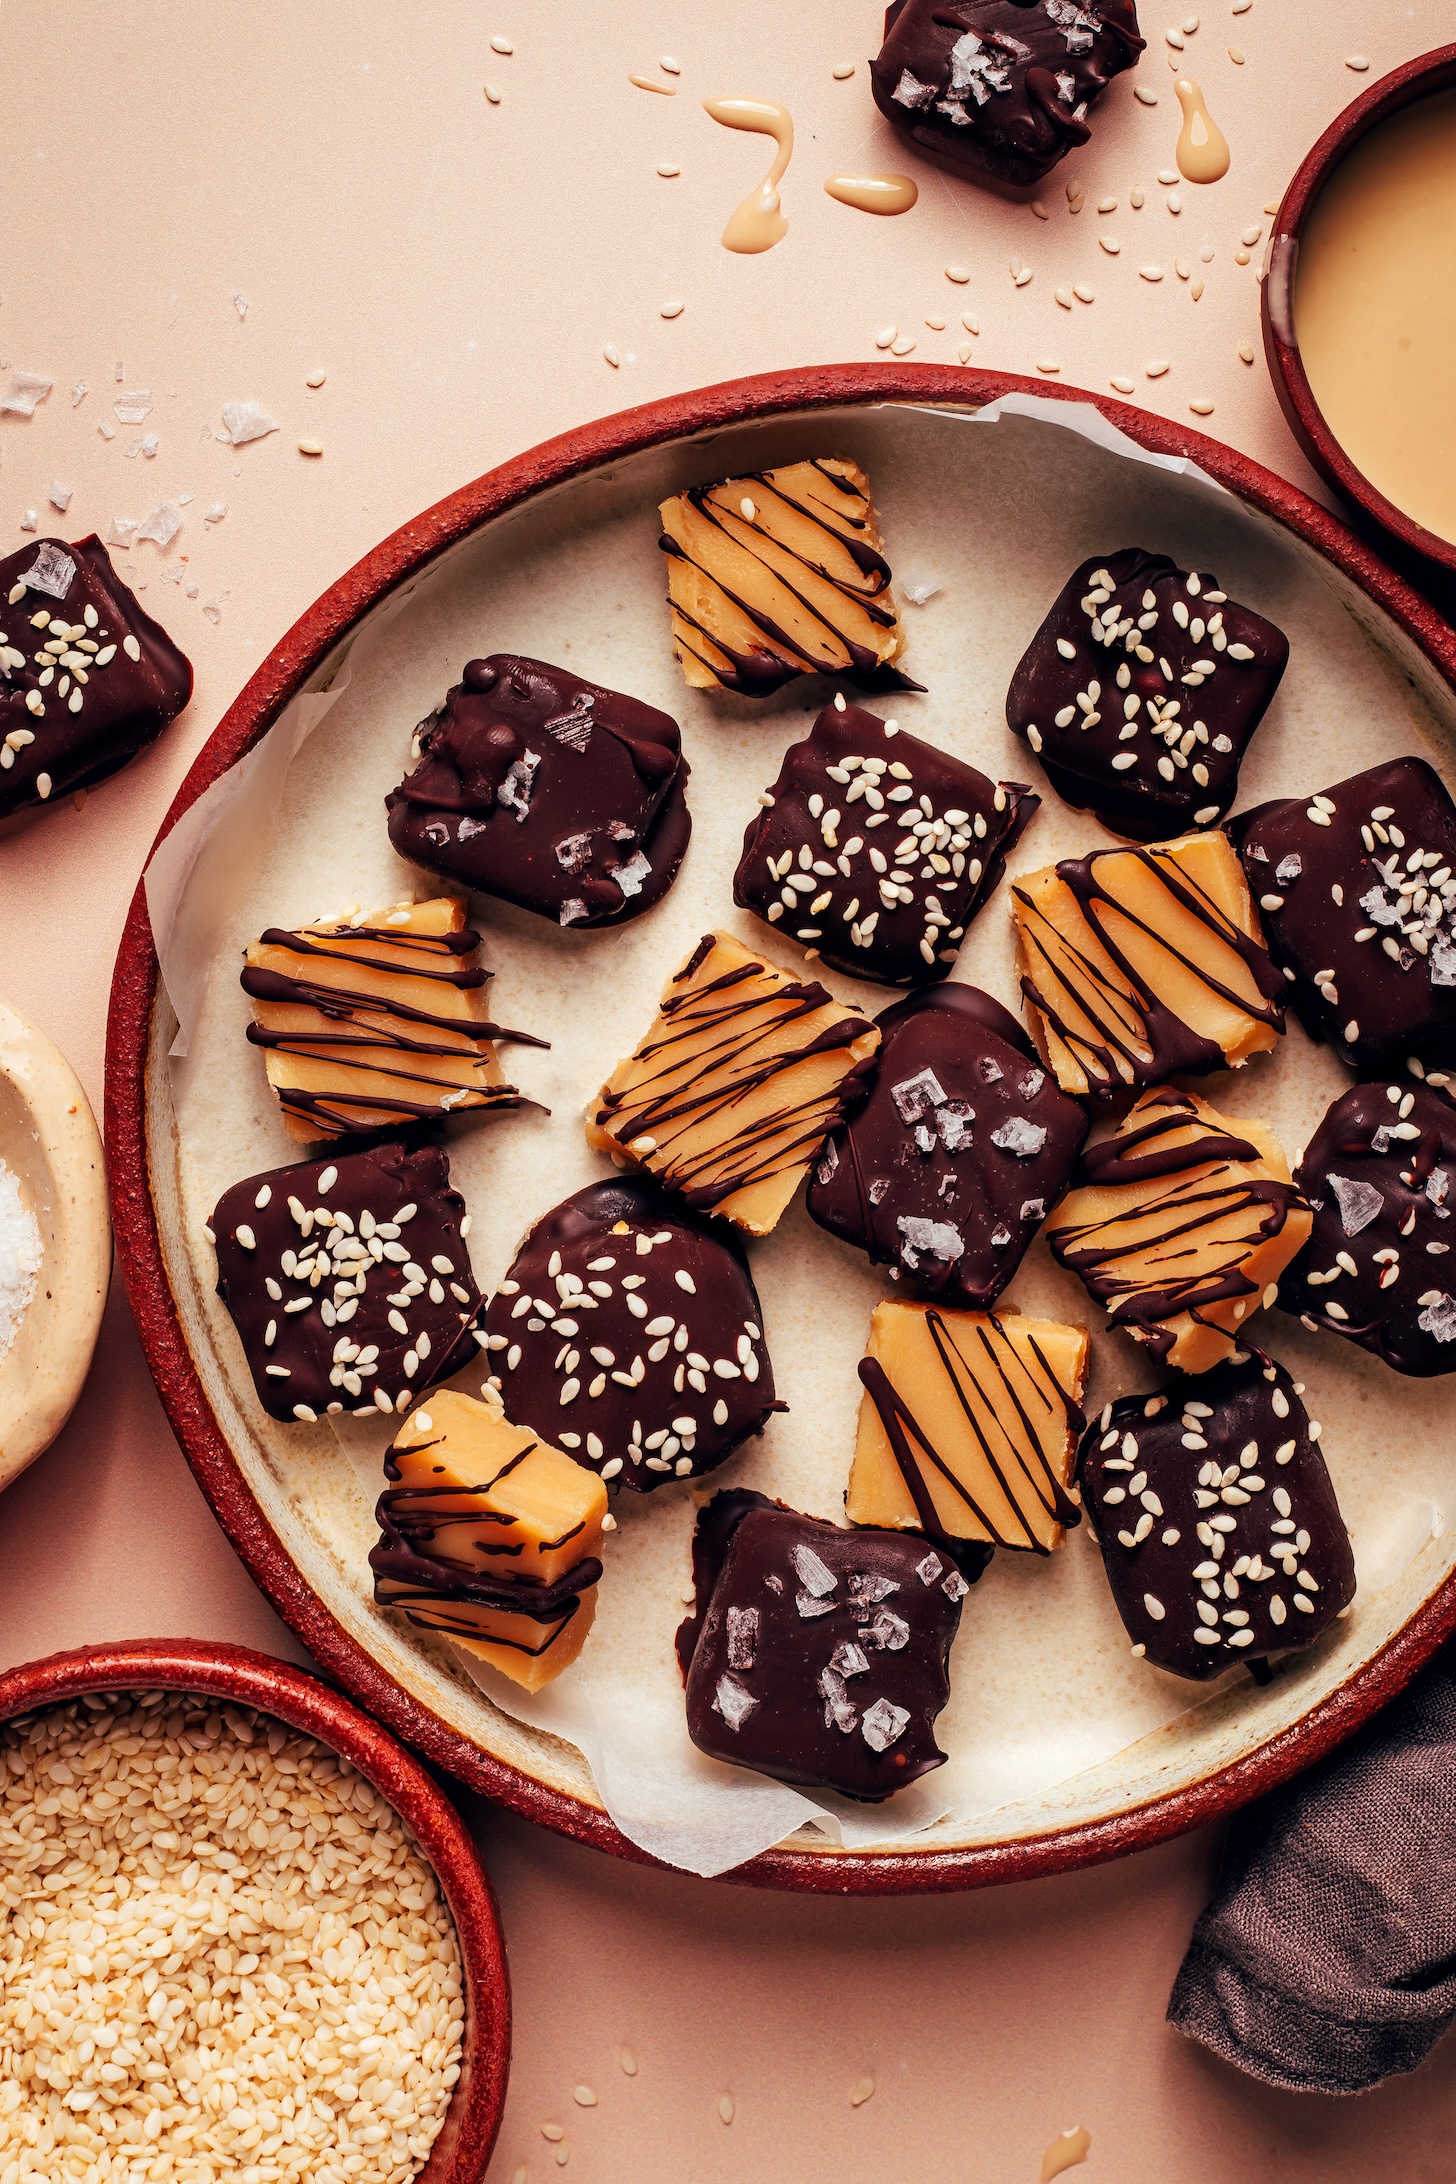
[370,1442,603,1657]
[590,932,878,1227]
[658,458,917,697]
[856,1310,1083,1561]
[1047,1089,1309,1364]
[242,913,546,1140]
[1014,838,1285,1097]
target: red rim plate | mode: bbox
[1263,44,1456,586]
[0,1636,509,2179]
[105,363,1456,1893]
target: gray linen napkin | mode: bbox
[1168,1643,1456,2094]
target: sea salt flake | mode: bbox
[203,501,228,525]
[20,543,76,600]
[496,750,539,821]
[608,850,651,898]
[935,1099,975,1151]
[990,1222,1013,1247]
[48,481,72,513]
[1372,1126,1394,1154]
[1020,1197,1046,1222]
[1360,884,1402,929]
[0,371,52,417]
[942,1567,970,1601]
[135,500,183,547]
[1275,854,1302,885]
[978,1056,1004,1084]
[1429,1168,1451,1208]
[201,598,224,626]
[991,1116,1048,1157]
[1018,1068,1045,1100]
[864,1607,910,1652]
[849,1571,900,1606]
[1327,1174,1383,1235]
[558,897,589,927]
[831,1642,870,1677]
[70,381,87,407]
[113,389,153,424]
[555,830,596,874]
[816,1140,840,1186]
[220,398,280,447]
[897,1215,964,1270]
[234,292,249,318]
[711,1673,757,1731]
[1430,937,1456,988]
[861,1697,911,1753]
[795,1591,837,1619]
[106,517,140,548]
[867,1178,890,1205]
[891,1068,947,1124]
[818,1667,859,1734]
[916,1551,944,1586]
[1418,1293,1456,1344]
[726,1605,759,1671]
[892,66,935,107]
[791,1543,838,1597]
[543,696,595,751]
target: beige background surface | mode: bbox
[4,4,1456,2178]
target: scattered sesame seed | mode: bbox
[1189,398,1215,415]
[603,344,621,368]
[660,54,681,73]
[660,300,685,319]
[297,438,324,456]
[1146,358,1170,377]
[962,313,980,334]
[305,369,327,388]
[925,314,947,330]
[630,73,676,94]
[1346,54,1370,71]
[1099,235,1122,255]
[657,162,681,177]
[1134,84,1159,104]
[832,62,856,79]
[890,334,916,355]
[1239,340,1255,363]
[718,2095,735,2123]
[574,2085,597,2106]
[944,264,971,283]
[1110,376,1136,393]
[1036,359,1061,374]
[875,324,897,349]
[850,2075,876,2107]
[1140,265,1165,282]
[484,82,502,102]
[1228,44,1245,61]
[619,2047,638,2075]
[1031,198,1049,220]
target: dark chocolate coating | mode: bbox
[481,1177,776,1492]
[676,1489,966,1802]
[1078,1347,1354,1680]
[386,655,691,928]
[733,700,1038,987]
[211,1142,485,1423]
[1282,1078,1456,1378]
[1230,757,1456,1075]
[870,0,1145,195]
[0,534,192,818]
[1006,550,1289,841]
[807,983,1088,1306]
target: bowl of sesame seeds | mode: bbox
[0,1637,509,2183]
[107,364,1456,1891]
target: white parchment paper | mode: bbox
[146,398,1456,1876]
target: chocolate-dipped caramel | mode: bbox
[1006,550,1288,840]
[1282,1078,1456,1378]
[586,930,880,1235]
[0,535,191,818]
[1230,757,1456,1075]
[242,894,546,1142]
[850,1299,1088,1558]
[386,655,690,928]
[734,699,1037,986]
[1078,1348,1354,1679]
[807,983,1087,1307]
[211,1142,485,1423]
[658,458,914,697]
[870,0,1145,196]
[1045,1087,1311,1374]
[481,1177,777,1492]
[1013,829,1285,1098]
[676,1489,966,1802]
[371,1391,607,1691]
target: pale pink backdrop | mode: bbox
[3,6,1454,2177]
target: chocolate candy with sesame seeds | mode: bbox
[1281,1079,1456,1378]
[676,1489,966,1801]
[481,1176,777,1493]
[1230,757,1456,1075]
[806,983,1088,1306]
[210,1142,485,1424]
[1006,550,1288,841]
[0,534,191,819]
[1078,1347,1354,1680]
[869,0,1146,197]
[733,699,1038,986]
[386,654,691,930]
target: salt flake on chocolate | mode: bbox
[897,1214,964,1268]
[712,1673,757,1731]
[726,1604,759,1670]
[861,1697,911,1752]
[20,544,76,601]
[991,1116,1048,1157]
[1417,1293,1456,1344]
[891,1069,947,1124]
[791,1543,837,1597]
[1327,1173,1383,1236]
[609,850,652,899]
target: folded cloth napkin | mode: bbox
[1168,1641,1456,2094]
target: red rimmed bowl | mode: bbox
[106,363,1456,1894]
[0,1638,509,2180]
[1263,44,1456,594]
